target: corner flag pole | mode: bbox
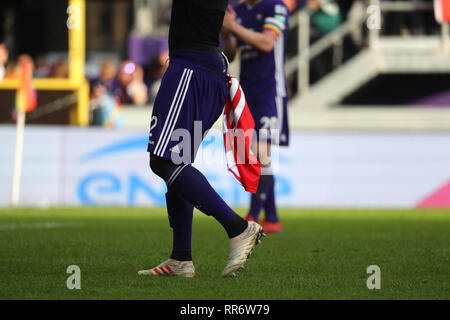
[10,58,37,206]
[11,110,26,206]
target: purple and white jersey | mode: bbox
[234,0,289,99]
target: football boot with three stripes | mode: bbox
[138,259,195,277]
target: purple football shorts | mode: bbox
[147,49,229,163]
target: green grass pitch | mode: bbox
[0,207,448,300]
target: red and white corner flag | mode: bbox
[223,76,261,194]
[434,0,450,23]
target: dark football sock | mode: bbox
[166,188,193,261]
[248,174,273,221]
[168,164,248,238]
[263,176,279,223]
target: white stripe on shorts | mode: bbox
[157,69,193,157]
[154,68,193,157]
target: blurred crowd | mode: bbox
[0,46,70,82]
[0,38,168,128]
[88,51,168,127]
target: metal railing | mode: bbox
[286,9,367,96]
[287,0,450,98]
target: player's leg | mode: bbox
[245,96,277,222]
[141,53,264,276]
[147,60,249,238]
[247,141,273,222]
[260,96,285,233]
[246,96,282,233]
[166,188,194,262]
[262,174,276,222]
[139,62,203,277]
[149,153,265,277]
[261,173,282,233]
[150,154,248,239]
[142,150,249,277]
[138,186,196,277]
[250,141,282,233]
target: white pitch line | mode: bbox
[0,222,82,231]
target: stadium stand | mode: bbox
[1,0,449,130]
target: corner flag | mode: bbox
[435,0,450,23]
[11,58,37,206]
[15,59,37,113]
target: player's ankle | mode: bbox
[230,221,254,244]
[225,215,248,239]
[170,250,192,262]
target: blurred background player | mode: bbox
[222,0,290,233]
[138,0,265,278]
